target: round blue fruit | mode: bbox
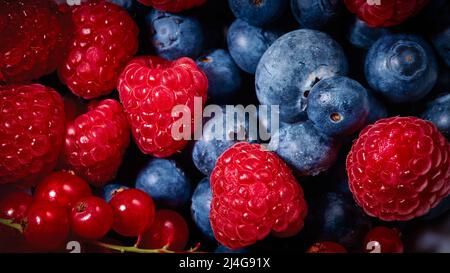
[101,183,129,203]
[290,0,343,30]
[228,0,288,27]
[364,90,388,126]
[196,49,242,104]
[191,178,215,241]
[307,76,370,136]
[346,17,390,49]
[227,19,281,74]
[421,93,450,138]
[145,9,204,60]
[107,0,133,10]
[432,26,450,68]
[256,29,348,123]
[365,34,438,103]
[135,159,191,208]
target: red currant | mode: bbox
[364,226,404,253]
[109,189,155,237]
[34,171,92,209]
[0,191,33,221]
[23,201,70,251]
[139,210,189,251]
[70,196,113,240]
[307,242,347,253]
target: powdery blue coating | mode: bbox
[347,17,390,49]
[291,0,343,30]
[107,0,133,10]
[190,178,215,241]
[256,29,348,123]
[228,0,288,27]
[421,93,450,138]
[433,26,450,68]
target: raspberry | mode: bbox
[0,0,68,83]
[58,1,138,99]
[117,56,208,157]
[344,0,430,27]
[0,84,65,188]
[62,99,130,187]
[210,142,308,249]
[137,0,207,12]
[346,117,450,221]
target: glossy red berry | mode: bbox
[109,189,155,237]
[23,201,70,251]
[364,226,403,253]
[347,117,450,221]
[34,171,92,209]
[139,209,189,251]
[307,242,347,253]
[70,196,113,240]
[0,191,33,221]
[137,0,207,12]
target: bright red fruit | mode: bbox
[34,171,92,209]
[109,189,155,237]
[346,117,450,221]
[70,196,113,240]
[364,226,403,253]
[58,1,138,99]
[0,84,65,188]
[344,0,430,27]
[23,201,70,251]
[117,56,208,157]
[307,242,348,253]
[137,0,207,12]
[62,99,130,187]
[0,191,33,221]
[0,0,68,83]
[210,142,308,249]
[139,209,189,251]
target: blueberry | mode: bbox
[215,245,248,253]
[421,93,450,138]
[256,29,348,123]
[191,178,215,241]
[365,90,388,125]
[307,76,370,136]
[107,0,133,10]
[196,49,242,104]
[135,159,191,208]
[268,121,340,176]
[145,10,204,60]
[290,0,343,30]
[101,184,129,203]
[365,34,438,103]
[432,26,450,68]
[346,17,390,49]
[227,19,282,74]
[228,0,288,27]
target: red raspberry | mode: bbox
[344,0,430,27]
[346,117,450,221]
[210,142,308,249]
[137,0,207,12]
[117,56,208,157]
[307,242,348,253]
[62,99,130,187]
[0,0,68,83]
[58,1,138,99]
[0,84,65,187]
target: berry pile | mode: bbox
[0,0,449,253]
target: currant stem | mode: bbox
[0,218,23,233]
[94,241,202,254]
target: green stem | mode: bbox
[95,241,202,254]
[0,218,23,233]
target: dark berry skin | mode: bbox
[139,210,189,251]
[101,183,129,203]
[109,189,155,237]
[291,0,343,30]
[364,90,388,126]
[34,171,92,210]
[190,178,215,241]
[307,76,370,136]
[346,17,390,49]
[364,227,403,253]
[228,0,288,27]
[227,19,282,74]
[196,49,242,104]
[365,34,438,103]
[70,196,113,240]
[136,159,191,208]
[146,10,204,60]
[215,245,248,253]
[421,93,450,138]
[432,26,450,67]
[23,201,70,251]
[0,191,33,221]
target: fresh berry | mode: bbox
[117,56,208,157]
[365,34,438,103]
[191,178,215,241]
[109,189,155,237]
[420,196,450,220]
[136,159,191,208]
[346,117,450,221]
[256,29,348,123]
[344,0,430,27]
[23,201,70,251]
[346,17,390,49]
[210,142,308,249]
[0,84,65,187]
[306,242,347,253]
[421,93,450,138]
[107,0,134,10]
[138,0,206,12]
[70,196,113,240]
[0,191,33,221]
[101,183,129,203]
[0,0,68,83]
[34,171,92,209]
[291,0,343,30]
[139,209,189,251]
[215,245,248,253]
[228,0,288,27]
[62,99,130,187]
[364,227,403,253]
[364,90,388,126]
[432,25,450,68]
[58,1,138,99]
